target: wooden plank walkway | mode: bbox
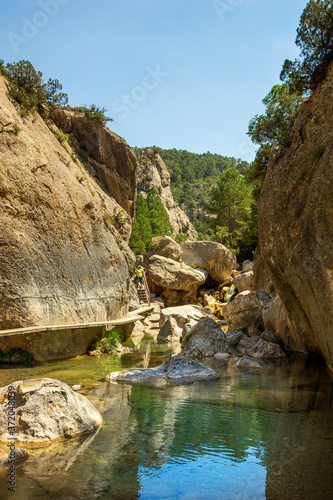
[0,306,154,338]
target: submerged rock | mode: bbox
[107,355,217,384]
[235,356,263,369]
[0,379,102,442]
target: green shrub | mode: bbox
[78,147,89,158]
[0,348,33,365]
[103,210,114,227]
[76,105,113,126]
[309,147,325,161]
[12,122,22,135]
[95,330,121,352]
[4,60,68,115]
[54,128,70,144]
[175,233,187,244]
[71,148,78,164]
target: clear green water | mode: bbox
[0,338,333,500]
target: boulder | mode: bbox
[146,236,182,262]
[222,291,262,331]
[182,317,229,357]
[257,62,333,371]
[241,260,254,274]
[262,294,308,354]
[238,336,286,359]
[157,318,183,343]
[260,330,278,344]
[160,305,213,330]
[226,331,245,347]
[0,379,102,442]
[181,241,236,283]
[107,355,217,383]
[147,255,207,304]
[235,356,263,368]
[233,271,254,293]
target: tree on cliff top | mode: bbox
[281,0,333,91]
[2,59,68,116]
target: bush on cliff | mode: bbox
[2,59,68,116]
[75,105,113,126]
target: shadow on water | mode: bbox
[0,345,333,499]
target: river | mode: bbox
[0,338,332,499]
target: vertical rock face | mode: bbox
[258,64,333,371]
[50,107,138,220]
[0,75,136,329]
[137,147,198,240]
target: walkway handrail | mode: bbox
[142,270,150,305]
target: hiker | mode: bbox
[134,266,144,289]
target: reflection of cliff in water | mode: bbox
[0,355,332,499]
[264,358,333,500]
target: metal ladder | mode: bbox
[135,271,150,306]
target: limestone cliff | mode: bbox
[50,107,137,222]
[137,148,198,240]
[0,75,137,329]
[258,63,333,370]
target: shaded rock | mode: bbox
[261,330,278,344]
[0,448,29,467]
[137,148,198,239]
[146,236,182,262]
[182,317,229,357]
[262,294,308,355]
[157,318,183,343]
[51,107,138,219]
[257,62,333,371]
[107,355,216,383]
[0,379,102,442]
[235,356,263,369]
[182,319,198,338]
[238,336,286,359]
[233,271,254,293]
[223,291,262,331]
[160,305,213,330]
[226,331,245,347]
[181,241,236,283]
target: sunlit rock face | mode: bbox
[0,75,136,328]
[258,63,333,371]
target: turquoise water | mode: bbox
[0,340,333,499]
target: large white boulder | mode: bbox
[181,241,236,283]
[0,379,102,442]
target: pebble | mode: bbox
[72,385,81,391]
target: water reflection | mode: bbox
[0,350,332,499]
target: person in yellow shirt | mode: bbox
[135,266,144,289]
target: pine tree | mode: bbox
[207,168,254,254]
[147,188,172,238]
[129,195,152,254]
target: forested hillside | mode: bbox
[133,147,249,241]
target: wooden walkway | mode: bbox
[0,306,154,361]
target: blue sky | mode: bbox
[0,0,307,161]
